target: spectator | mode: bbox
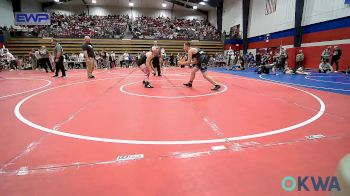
[284,65,309,75]
[278,48,288,71]
[29,48,37,70]
[319,61,333,73]
[295,50,304,69]
[226,47,234,67]
[330,46,342,72]
[229,52,244,70]
[39,46,54,73]
[295,67,309,75]
[321,46,331,62]
[248,52,254,66]
[122,51,129,67]
[110,51,116,68]
[242,53,249,67]
[3,49,17,70]
[262,52,271,65]
[34,50,41,69]
[255,52,261,66]
[169,53,175,66]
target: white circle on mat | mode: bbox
[120,79,227,98]
[0,78,51,99]
[14,75,325,145]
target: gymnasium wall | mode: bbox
[45,4,86,15]
[21,0,42,12]
[222,0,242,33]
[224,0,350,70]
[292,16,350,70]
[246,18,350,70]
[0,0,43,27]
[0,0,15,27]
[248,0,296,38]
[244,17,350,70]
[208,8,218,28]
[302,0,350,26]
[46,4,206,20]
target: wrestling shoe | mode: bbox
[183,82,192,87]
[211,85,221,91]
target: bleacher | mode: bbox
[6,38,223,57]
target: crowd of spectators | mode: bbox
[132,16,220,40]
[5,13,129,39]
[1,12,220,41]
[223,45,346,75]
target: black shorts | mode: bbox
[137,54,146,66]
[194,54,209,72]
[152,57,160,67]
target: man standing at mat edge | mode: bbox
[82,36,96,79]
[51,39,66,77]
[39,46,54,73]
[331,46,342,72]
[179,42,221,91]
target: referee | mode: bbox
[51,39,66,77]
[82,36,96,79]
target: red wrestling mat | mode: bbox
[0,68,349,195]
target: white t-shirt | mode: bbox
[123,53,129,61]
[227,49,234,56]
[79,53,84,61]
[34,51,41,59]
[6,53,16,61]
[111,53,116,60]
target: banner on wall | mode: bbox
[265,0,277,15]
[345,0,350,4]
[15,12,51,26]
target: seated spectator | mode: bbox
[243,53,249,67]
[319,60,333,73]
[247,52,255,67]
[229,53,245,70]
[3,49,17,70]
[285,66,309,75]
[294,49,304,72]
[295,67,309,75]
[256,63,276,75]
[261,52,271,65]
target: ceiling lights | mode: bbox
[54,0,59,2]
[199,2,206,5]
[193,5,198,9]
[92,0,96,3]
[162,3,167,7]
